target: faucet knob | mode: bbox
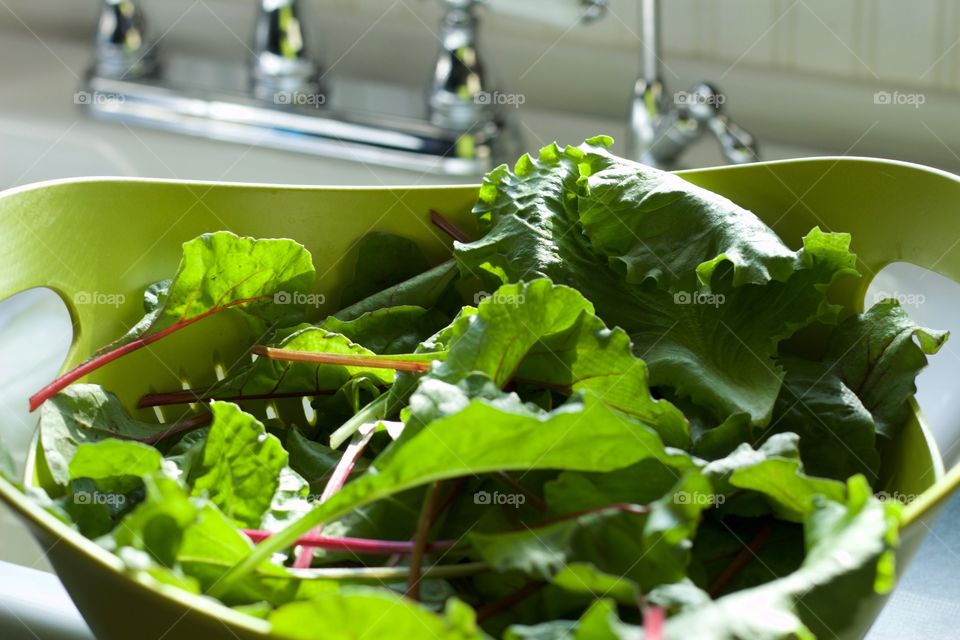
[679,83,758,164]
[427,0,496,130]
[94,0,158,79]
[251,0,322,102]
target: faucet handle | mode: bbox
[707,114,758,165]
[94,0,159,79]
[251,0,322,102]
[679,83,758,165]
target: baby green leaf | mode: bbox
[188,402,287,528]
[214,390,691,596]
[31,232,316,411]
[68,439,162,493]
[269,588,488,640]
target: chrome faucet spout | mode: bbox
[627,0,758,168]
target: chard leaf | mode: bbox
[30,232,316,410]
[204,327,393,400]
[514,308,689,448]
[112,473,197,566]
[469,471,711,592]
[40,384,170,487]
[435,279,593,387]
[764,358,880,484]
[704,433,845,522]
[418,279,687,446]
[268,588,487,640]
[188,402,287,528]
[647,476,900,639]
[111,231,316,346]
[823,299,947,439]
[216,390,691,594]
[320,305,448,354]
[456,139,858,425]
[338,233,430,306]
[335,260,460,322]
[68,439,162,493]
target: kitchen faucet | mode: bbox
[83,0,606,175]
[628,0,758,168]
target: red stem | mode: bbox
[406,481,444,601]
[139,388,333,408]
[292,425,378,568]
[252,345,431,373]
[708,521,773,597]
[643,605,666,640]
[29,297,261,412]
[430,209,472,243]
[242,530,455,555]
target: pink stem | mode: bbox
[30,297,261,412]
[242,530,456,555]
[292,424,378,568]
[429,209,472,243]
[643,606,666,640]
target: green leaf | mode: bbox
[514,307,689,448]
[113,473,197,567]
[435,279,593,388]
[268,588,488,640]
[102,231,315,353]
[577,143,797,292]
[703,433,845,522]
[39,384,170,487]
[188,402,288,528]
[456,140,858,425]
[764,358,881,484]
[692,412,753,461]
[335,260,460,322]
[68,439,162,493]
[823,299,948,439]
[652,476,900,639]
[320,305,448,354]
[338,233,430,307]
[215,389,691,595]
[469,471,709,593]
[205,327,394,400]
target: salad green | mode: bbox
[2,137,950,639]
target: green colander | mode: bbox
[0,156,957,639]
